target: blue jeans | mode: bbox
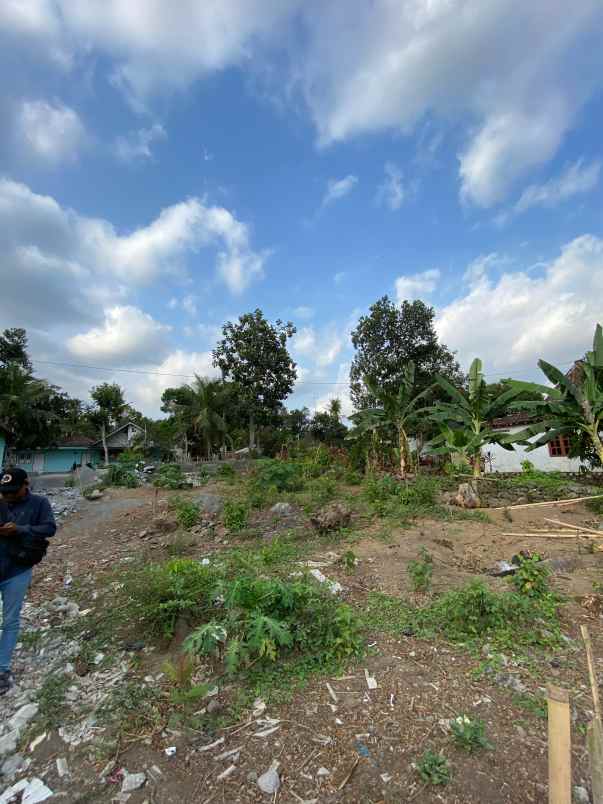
[0,569,32,672]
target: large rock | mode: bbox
[270,502,293,517]
[453,482,481,509]
[196,493,223,515]
[8,703,39,732]
[310,502,351,533]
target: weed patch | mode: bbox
[223,500,249,532]
[154,464,189,489]
[407,547,433,592]
[36,673,70,729]
[169,497,200,529]
[450,715,493,752]
[416,750,450,785]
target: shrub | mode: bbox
[223,500,249,532]
[216,464,236,481]
[252,459,304,492]
[307,474,337,505]
[171,499,200,529]
[450,715,493,752]
[154,463,188,489]
[508,553,550,599]
[106,463,139,488]
[416,750,450,785]
[408,547,433,593]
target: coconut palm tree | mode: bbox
[184,376,228,459]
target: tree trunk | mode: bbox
[249,414,256,451]
[398,427,408,478]
[101,423,109,467]
[472,452,482,478]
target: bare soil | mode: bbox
[16,481,603,803]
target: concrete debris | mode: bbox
[196,493,223,515]
[573,786,590,803]
[257,761,281,795]
[121,771,147,793]
[252,699,266,718]
[309,569,343,595]
[270,502,293,516]
[0,777,53,804]
[381,774,392,783]
[494,673,528,694]
[56,757,69,778]
[326,683,338,703]
[490,560,518,577]
[316,767,331,777]
[58,716,98,746]
[364,669,378,690]
[0,732,19,759]
[253,725,280,738]
[164,746,177,757]
[1,753,29,782]
[214,747,242,762]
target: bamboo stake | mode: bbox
[491,493,603,511]
[547,685,571,804]
[581,625,603,804]
[544,518,603,536]
[581,625,602,721]
[501,532,584,539]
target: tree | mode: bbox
[426,358,521,477]
[349,296,463,409]
[328,398,342,421]
[90,383,126,465]
[213,310,297,450]
[183,376,228,458]
[506,323,603,466]
[309,411,348,447]
[348,362,425,477]
[0,328,32,372]
[0,364,58,448]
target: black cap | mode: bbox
[0,467,28,494]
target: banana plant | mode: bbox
[426,358,521,477]
[348,362,427,477]
[503,324,603,465]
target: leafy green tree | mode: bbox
[349,296,462,409]
[507,324,603,466]
[0,364,58,449]
[0,328,32,371]
[328,398,342,420]
[184,376,229,458]
[309,411,348,447]
[213,310,297,450]
[427,358,521,477]
[90,383,126,465]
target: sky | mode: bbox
[1,0,603,418]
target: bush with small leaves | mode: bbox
[223,500,249,532]
[416,750,450,785]
[450,715,493,752]
[408,547,433,593]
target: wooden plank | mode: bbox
[581,625,602,722]
[544,518,602,536]
[491,493,603,511]
[588,719,603,804]
[547,685,572,804]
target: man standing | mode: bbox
[0,467,56,695]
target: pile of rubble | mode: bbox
[35,487,81,521]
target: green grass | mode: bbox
[36,673,71,729]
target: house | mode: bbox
[483,414,591,473]
[93,421,146,460]
[9,435,103,475]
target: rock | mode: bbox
[0,731,19,758]
[1,753,29,781]
[87,489,103,500]
[206,698,223,714]
[494,673,528,694]
[490,560,518,577]
[257,761,280,795]
[196,493,223,515]
[270,502,293,517]
[8,702,39,732]
[453,482,481,509]
[56,757,69,777]
[574,786,591,803]
[308,569,343,595]
[247,770,258,783]
[0,777,53,804]
[310,502,351,533]
[121,771,147,793]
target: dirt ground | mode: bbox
[12,481,603,803]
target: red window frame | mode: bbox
[548,435,571,457]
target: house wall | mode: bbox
[13,448,103,474]
[483,426,588,473]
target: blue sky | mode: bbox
[1,1,603,416]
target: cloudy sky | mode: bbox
[2,1,603,417]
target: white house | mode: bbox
[483,414,590,473]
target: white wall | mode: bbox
[483,426,588,473]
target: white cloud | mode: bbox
[167,294,198,316]
[376,162,404,210]
[463,253,510,285]
[436,235,603,377]
[292,325,342,367]
[322,174,358,207]
[292,327,316,355]
[17,99,85,164]
[68,305,171,365]
[0,178,269,350]
[395,269,440,302]
[333,272,346,285]
[316,330,343,367]
[293,305,314,320]
[514,158,601,214]
[113,122,167,162]
[130,350,218,416]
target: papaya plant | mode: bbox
[505,323,603,465]
[427,358,521,477]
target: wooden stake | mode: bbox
[491,493,603,511]
[501,532,584,539]
[152,486,158,517]
[581,625,602,722]
[547,685,571,804]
